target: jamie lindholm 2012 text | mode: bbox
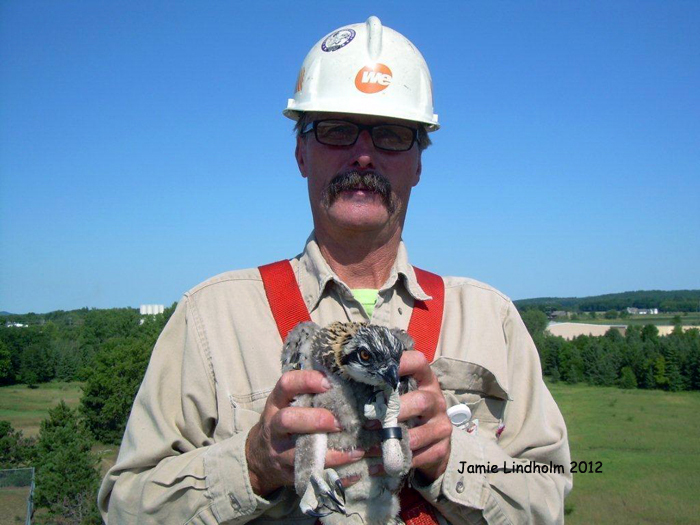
[457,460,602,475]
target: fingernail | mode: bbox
[333,418,343,431]
[350,449,365,460]
[321,377,331,390]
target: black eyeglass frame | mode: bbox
[301,119,418,152]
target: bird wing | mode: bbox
[281,321,321,372]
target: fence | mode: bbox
[0,467,34,525]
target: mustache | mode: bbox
[323,170,395,212]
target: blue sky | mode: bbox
[1,1,698,314]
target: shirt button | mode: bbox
[456,477,465,493]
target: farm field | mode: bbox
[0,382,120,470]
[549,381,700,524]
[0,382,83,437]
[564,313,700,326]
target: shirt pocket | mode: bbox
[431,356,509,441]
[228,389,273,434]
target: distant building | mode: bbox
[548,311,569,320]
[626,307,658,315]
[4,321,27,328]
[140,304,164,315]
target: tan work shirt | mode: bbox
[99,235,572,524]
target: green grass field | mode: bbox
[548,381,700,524]
[0,382,84,437]
[0,486,30,525]
[0,382,119,473]
[2,381,699,523]
[566,313,700,327]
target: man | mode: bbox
[99,17,571,524]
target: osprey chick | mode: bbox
[282,321,416,525]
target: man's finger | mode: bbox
[411,439,451,471]
[399,352,438,386]
[407,417,452,451]
[397,390,436,421]
[271,406,341,435]
[324,448,366,468]
[268,370,331,408]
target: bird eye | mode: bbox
[360,350,371,361]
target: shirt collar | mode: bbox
[297,232,431,313]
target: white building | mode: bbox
[140,304,164,315]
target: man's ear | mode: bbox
[295,135,308,179]
[413,155,422,187]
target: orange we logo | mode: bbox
[355,63,392,94]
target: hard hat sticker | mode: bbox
[295,67,305,93]
[322,29,356,52]
[355,64,393,94]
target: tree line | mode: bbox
[521,309,700,391]
[515,289,700,313]
[1,306,175,387]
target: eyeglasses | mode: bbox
[301,119,418,152]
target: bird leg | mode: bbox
[297,433,347,518]
[365,387,407,477]
[299,469,346,517]
[380,387,407,477]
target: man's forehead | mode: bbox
[305,112,420,128]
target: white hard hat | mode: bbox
[284,16,439,131]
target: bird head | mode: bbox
[335,324,407,389]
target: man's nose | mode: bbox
[351,129,376,169]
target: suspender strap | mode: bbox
[407,267,445,362]
[259,260,311,341]
[258,259,443,525]
[399,266,444,525]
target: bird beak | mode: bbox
[381,365,400,390]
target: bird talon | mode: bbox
[306,508,332,518]
[324,489,345,514]
[335,478,346,503]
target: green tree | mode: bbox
[80,304,176,442]
[618,366,638,389]
[0,339,11,381]
[642,324,659,343]
[33,402,101,524]
[81,337,153,443]
[521,309,549,338]
[653,355,668,389]
[604,310,618,319]
[0,420,35,468]
[559,342,584,384]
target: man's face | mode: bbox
[295,113,422,237]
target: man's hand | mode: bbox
[398,352,452,481]
[245,370,365,497]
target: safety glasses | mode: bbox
[301,119,418,152]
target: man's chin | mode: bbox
[327,208,391,232]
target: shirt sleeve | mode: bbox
[97,297,285,524]
[413,301,572,525]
